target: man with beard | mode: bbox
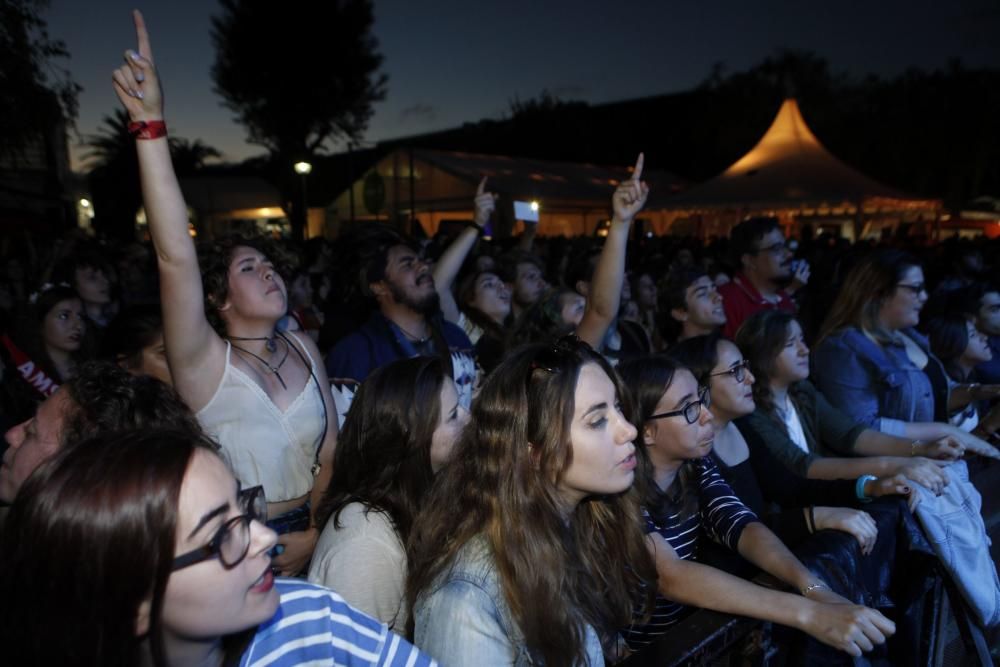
[719,217,807,338]
[325,230,476,416]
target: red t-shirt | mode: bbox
[718,274,796,339]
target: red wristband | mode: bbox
[128,120,167,140]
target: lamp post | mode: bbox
[293,161,312,238]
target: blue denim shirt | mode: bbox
[811,327,941,436]
[414,537,605,667]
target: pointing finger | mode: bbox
[631,152,645,182]
[477,176,487,196]
[133,9,154,62]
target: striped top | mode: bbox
[623,456,758,650]
[240,579,438,667]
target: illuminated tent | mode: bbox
[656,99,941,239]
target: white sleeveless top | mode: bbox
[197,333,325,502]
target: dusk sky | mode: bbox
[45,0,1000,170]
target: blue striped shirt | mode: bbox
[241,579,438,667]
[623,456,758,649]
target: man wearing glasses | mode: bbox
[719,217,805,338]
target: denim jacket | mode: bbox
[811,327,945,436]
[413,537,605,667]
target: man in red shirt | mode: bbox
[719,217,807,339]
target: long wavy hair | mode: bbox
[406,339,655,667]
[617,355,700,524]
[0,430,253,667]
[316,356,446,544]
[735,309,798,417]
[817,249,922,346]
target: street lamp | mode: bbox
[293,161,312,238]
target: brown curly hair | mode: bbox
[196,235,291,335]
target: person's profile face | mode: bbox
[557,363,638,510]
[0,390,71,503]
[161,450,279,641]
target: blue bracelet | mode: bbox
[855,474,877,503]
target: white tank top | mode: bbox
[197,332,324,502]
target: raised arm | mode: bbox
[576,153,648,348]
[432,177,494,324]
[113,11,224,408]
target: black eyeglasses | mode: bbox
[754,241,790,256]
[896,283,927,296]
[172,486,267,572]
[648,386,711,424]
[708,359,752,384]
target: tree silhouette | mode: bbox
[169,137,221,176]
[83,110,221,240]
[0,0,80,162]
[211,0,387,239]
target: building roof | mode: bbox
[406,148,680,208]
[661,99,938,210]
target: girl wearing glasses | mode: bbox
[0,430,435,667]
[813,249,1000,459]
[733,312,956,492]
[406,337,655,666]
[616,355,897,659]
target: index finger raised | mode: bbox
[477,176,487,196]
[631,153,645,182]
[133,9,154,61]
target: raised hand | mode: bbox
[473,176,497,228]
[812,506,878,555]
[111,10,162,123]
[612,153,649,224]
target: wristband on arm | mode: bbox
[128,120,167,140]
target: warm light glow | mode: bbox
[530,201,540,212]
[293,161,313,175]
[79,198,91,208]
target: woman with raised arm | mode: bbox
[508,158,648,353]
[407,336,655,666]
[0,430,436,667]
[615,355,897,660]
[111,11,337,576]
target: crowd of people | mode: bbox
[1,10,999,666]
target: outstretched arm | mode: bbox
[113,11,224,410]
[432,177,494,324]
[576,153,648,348]
[647,533,894,657]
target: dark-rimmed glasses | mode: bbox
[648,386,711,424]
[754,241,790,256]
[172,485,267,572]
[896,283,927,296]
[708,359,751,384]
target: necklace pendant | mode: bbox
[266,338,277,353]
